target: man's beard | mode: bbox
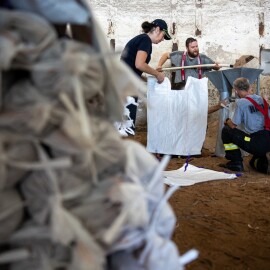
[188,50,199,58]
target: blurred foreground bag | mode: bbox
[147,77,208,155]
[0,4,198,270]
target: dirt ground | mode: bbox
[133,121,270,270]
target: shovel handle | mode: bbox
[161,63,233,71]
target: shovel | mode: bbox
[161,63,232,71]
[161,55,255,72]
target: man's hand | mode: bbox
[213,62,221,70]
[224,118,237,129]
[224,118,230,126]
[220,99,229,109]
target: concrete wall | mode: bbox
[88,0,270,127]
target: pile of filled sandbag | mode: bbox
[0,1,197,269]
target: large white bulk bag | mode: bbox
[147,76,208,156]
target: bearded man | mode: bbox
[157,37,220,89]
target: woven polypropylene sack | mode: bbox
[147,76,208,155]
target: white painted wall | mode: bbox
[88,0,270,126]
[89,0,270,63]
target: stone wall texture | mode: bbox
[88,0,270,127]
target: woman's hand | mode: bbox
[156,72,165,83]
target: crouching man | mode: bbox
[221,77,270,173]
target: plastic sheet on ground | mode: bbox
[163,164,237,186]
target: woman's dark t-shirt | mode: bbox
[120,34,152,77]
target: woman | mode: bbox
[118,19,171,136]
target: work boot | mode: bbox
[220,161,244,172]
[266,152,270,175]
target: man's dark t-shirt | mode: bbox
[120,34,152,77]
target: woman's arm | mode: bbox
[135,50,165,83]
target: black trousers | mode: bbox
[222,126,270,173]
[125,96,138,135]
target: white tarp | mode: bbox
[147,76,208,155]
[163,164,237,187]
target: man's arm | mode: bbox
[208,99,229,114]
[208,104,222,114]
[156,52,170,71]
[202,54,221,70]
